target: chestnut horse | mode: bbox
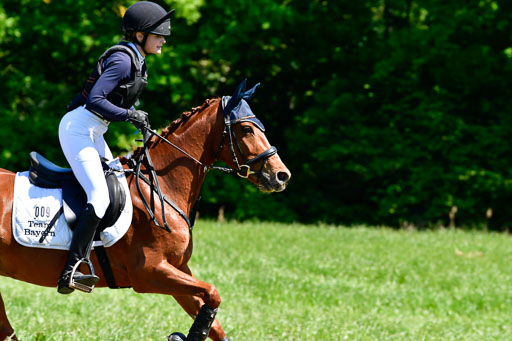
[0,81,291,340]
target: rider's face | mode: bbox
[135,32,166,56]
[145,34,166,55]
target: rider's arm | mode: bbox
[85,52,132,121]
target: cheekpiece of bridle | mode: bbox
[215,80,277,178]
[216,123,277,179]
[129,79,277,233]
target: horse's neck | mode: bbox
[146,99,223,215]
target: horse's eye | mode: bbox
[242,126,253,134]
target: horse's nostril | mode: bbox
[277,171,290,183]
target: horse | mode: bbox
[0,80,291,341]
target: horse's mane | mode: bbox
[159,97,219,137]
[131,97,219,155]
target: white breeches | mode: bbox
[59,106,113,219]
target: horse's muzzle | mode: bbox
[257,156,291,193]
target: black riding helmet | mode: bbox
[121,1,175,53]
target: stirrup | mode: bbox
[69,258,98,293]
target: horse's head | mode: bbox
[218,80,291,192]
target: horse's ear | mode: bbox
[232,79,247,102]
[224,79,247,116]
[242,82,260,101]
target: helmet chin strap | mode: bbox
[135,33,149,55]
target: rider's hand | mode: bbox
[126,109,150,131]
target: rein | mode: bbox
[144,124,276,178]
[128,103,277,233]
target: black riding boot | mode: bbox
[57,203,101,294]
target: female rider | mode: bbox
[57,1,175,294]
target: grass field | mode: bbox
[1,221,512,340]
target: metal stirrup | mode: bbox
[69,237,97,293]
[68,258,97,293]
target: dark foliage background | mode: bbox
[1,0,512,229]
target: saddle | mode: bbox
[28,151,126,232]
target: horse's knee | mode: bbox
[204,284,221,309]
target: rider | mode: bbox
[57,1,175,294]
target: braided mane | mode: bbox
[132,98,219,155]
[159,97,219,137]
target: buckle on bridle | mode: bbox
[237,165,254,178]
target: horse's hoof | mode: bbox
[168,332,186,341]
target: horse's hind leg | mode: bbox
[0,292,16,341]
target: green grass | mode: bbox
[2,221,512,340]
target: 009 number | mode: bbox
[34,205,51,219]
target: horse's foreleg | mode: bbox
[174,291,227,341]
[0,292,16,341]
[173,265,228,341]
[131,261,221,309]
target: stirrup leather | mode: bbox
[69,258,97,293]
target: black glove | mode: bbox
[126,109,149,130]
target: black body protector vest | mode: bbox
[67,42,148,115]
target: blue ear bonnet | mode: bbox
[222,80,265,132]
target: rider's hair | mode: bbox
[122,31,138,43]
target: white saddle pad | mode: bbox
[12,158,132,250]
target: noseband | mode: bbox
[214,113,277,178]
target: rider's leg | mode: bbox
[94,129,114,161]
[57,108,111,294]
[57,203,102,294]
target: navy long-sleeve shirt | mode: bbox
[85,52,132,121]
[84,43,145,121]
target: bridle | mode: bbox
[213,109,277,179]
[129,100,277,233]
